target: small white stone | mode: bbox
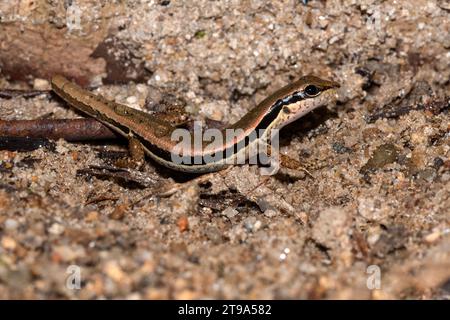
[55,141,70,154]
[263,209,277,218]
[199,101,225,121]
[126,293,141,300]
[424,230,441,243]
[53,245,85,261]
[48,223,65,235]
[33,78,50,90]
[221,207,238,219]
[253,220,262,232]
[4,219,18,230]
[136,84,147,93]
[126,96,138,104]
[367,226,382,245]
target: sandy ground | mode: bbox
[0,0,449,299]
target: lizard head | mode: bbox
[272,75,340,129]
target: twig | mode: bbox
[0,118,118,141]
[77,165,162,188]
[0,89,50,99]
[0,136,55,152]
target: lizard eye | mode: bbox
[304,85,320,97]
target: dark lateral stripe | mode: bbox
[140,91,305,167]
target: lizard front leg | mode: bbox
[115,135,145,170]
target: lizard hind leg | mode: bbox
[279,153,314,178]
[266,144,313,179]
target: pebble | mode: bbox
[4,219,19,230]
[221,207,238,219]
[416,168,436,183]
[311,207,351,251]
[174,289,198,300]
[253,220,262,232]
[48,223,65,235]
[52,245,85,262]
[360,143,399,174]
[332,142,352,154]
[55,141,70,155]
[263,209,278,218]
[199,101,225,121]
[136,84,147,93]
[104,261,126,283]
[110,204,128,220]
[85,211,99,222]
[424,230,441,244]
[33,78,50,90]
[1,236,17,250]
[205,226,223,244]
[357,197,389,221]
[256,197,278,215]
[366,226,382,245]
[126,96,138,104]
[177,216,189,232]
[243,217,256,232]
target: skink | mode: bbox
[51,75,339,173]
